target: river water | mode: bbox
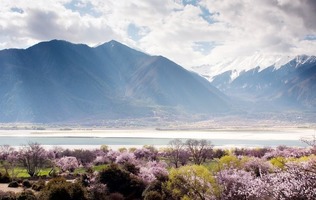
[0,128,314,149]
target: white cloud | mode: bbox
[201,0,316,63]
[0,0,315,67]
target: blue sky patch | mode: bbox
[304,34,316,41]
[181,0,200,6]
[199,6,217,24]
[127,23,149,41]
[11,7,24,14]
[64,0,101,17]
[193,41,216,55]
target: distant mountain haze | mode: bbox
[0,40,229,123]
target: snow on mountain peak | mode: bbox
[192,53,300,81]
[292,55,316,67]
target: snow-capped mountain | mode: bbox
[192,53,294,81]
[192,54,316,111]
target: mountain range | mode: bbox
[1,40,315,124]
[193,54,316,112]
[0,40,229,123]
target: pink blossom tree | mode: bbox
[243,157,272,177]
[138,161,168,183]
[0,145,15,175]
[216,168,269,199]
[55,156,79,172]
[106,150,120,163]
[115,151,136,165]
[264,159,316,199]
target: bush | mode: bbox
[107,193,124,200]
[22,180,32,188]
[38,177,87,200]
[142,177,168,199]
[67,183,87,200]
[8,181,19,188]
[45,177,67,190]
[45,186,71,200]
[17,190,37,200]
[87,183,108,200]
[122,162,139,175]
[144,191,163,200]
[98,164,145,199]
[0,190,16,200]
[32,179,46,191]
[0,172,11,183]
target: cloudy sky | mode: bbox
[0,0,316,68]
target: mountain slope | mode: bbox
[0,40,229,123]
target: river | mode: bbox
[0,128,314,149]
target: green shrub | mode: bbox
[8,181,19,188]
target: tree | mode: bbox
[243,157,272,177]
[55,156,79,173]
[115,151,136,165]
[211,155,241,172]
[138,161,168,183]
[185,139,213,165]
[301,134,316,153]
[133,146,158,161]
[167,139,187,168]
[165,165,218,200]
[106,150,120,163]
[216,168,269,200]
[73,149,96,166]
[18,143,48,177]
[264,159,316,199]
[0,145,16,177]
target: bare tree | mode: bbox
[185,139,213,165]
[300,134,316,153]
[168,139,185,168]
[18,143,48,177]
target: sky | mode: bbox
[0,0,316,68]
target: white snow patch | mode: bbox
[192,53,301,81]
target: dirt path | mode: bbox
[0,183,23,193]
